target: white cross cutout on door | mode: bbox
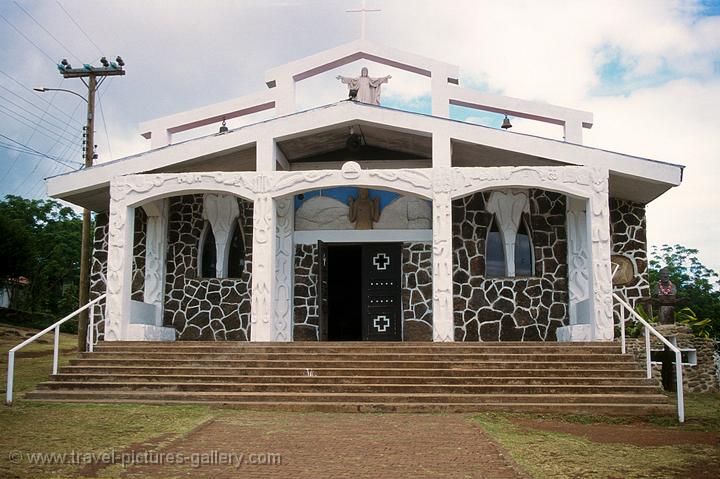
[373,315,390,332]
[373,253,390,270]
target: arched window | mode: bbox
[200,222,216,278]
[485,216,506,278]
[514,218,533,276]
[227,221,245,278]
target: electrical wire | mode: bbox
[0,105,79,149]
[13,1,82,64]
[0,13,56,63]
[0,133,81,169]
[0,69,84,126]
[55,1,104,57]
[0,93,82,139]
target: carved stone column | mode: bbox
[588,169,614,340]
[273,196,294,341]
[142,199,168,326]
[250,193,277,341]
[431,168,454,341]
[557,196,592,341]
[105,184,135,341]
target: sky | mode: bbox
[0,0,719,274]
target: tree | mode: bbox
[0,195,82,316]
[649,244,720,339]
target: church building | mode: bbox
[46,39,684,346]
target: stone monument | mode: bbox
[655,267,678,325]
[337,67,391,105]
[348,188,380,230]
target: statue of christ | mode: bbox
[336,67,391,105]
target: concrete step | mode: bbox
[36,380,662,395]
[67,358,638,369]
[58,365,647,378]
[50,373,657,386]
[28,341,671,417]
[93,343,623,354]
[25,389,670,404]
[25,397,676,415]
[79,351,634,362]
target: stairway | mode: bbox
[26,341,674,416]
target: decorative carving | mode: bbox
[485,190,529,277]
[142,199,167,325]
[348,188,380,230]
[341,161,361,179]
[273,196,294,341]
[202,193,240,278]
[250,194,276,339]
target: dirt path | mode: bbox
[118,412,528,479]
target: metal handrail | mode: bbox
[614,292,684,423]
[5,293,106,405]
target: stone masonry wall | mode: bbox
[626,325,719,393]
[610,197,650,308]
[452,190,568,341]
[293,244,320,340]
[131,208,147,302]
[89,212,109,343]
[402,242,433,341]
[164,194,253,340]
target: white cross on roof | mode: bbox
[346,0,381,40]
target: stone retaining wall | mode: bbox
[626,325,719,393]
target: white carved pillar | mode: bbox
[250,193,276,341]
[142,199,168,326]
[105,188,135,341]
[588,169,613,340]
[485,190,529,277]
[273,196,294,341]
[203,194,240,277]
[431,167,454,341]
[557,196,592,341]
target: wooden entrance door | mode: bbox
[317,240,329,341]
[361,243,402,341]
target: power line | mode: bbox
[0,75,71,186]
[13,1,82,64]
[97,78,113,161]
[0,104,79,149]
[13,93,84,198]
[0,92,83,139]
[0,69,84,126]
[55,1,104,57]
[0,133,82,169]
[0,84,83,128]
[0,13,56,63]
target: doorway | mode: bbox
[327,245,363,340]
[319,242,402,341]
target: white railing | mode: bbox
[5,294,106,405]
[614,292,684,423]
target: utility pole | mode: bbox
[56,57,125,351]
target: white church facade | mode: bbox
[47,39,684,345]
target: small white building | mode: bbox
[47,39,683,345]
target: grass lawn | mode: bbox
[1,321,719,478]
[474,393,720,479]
